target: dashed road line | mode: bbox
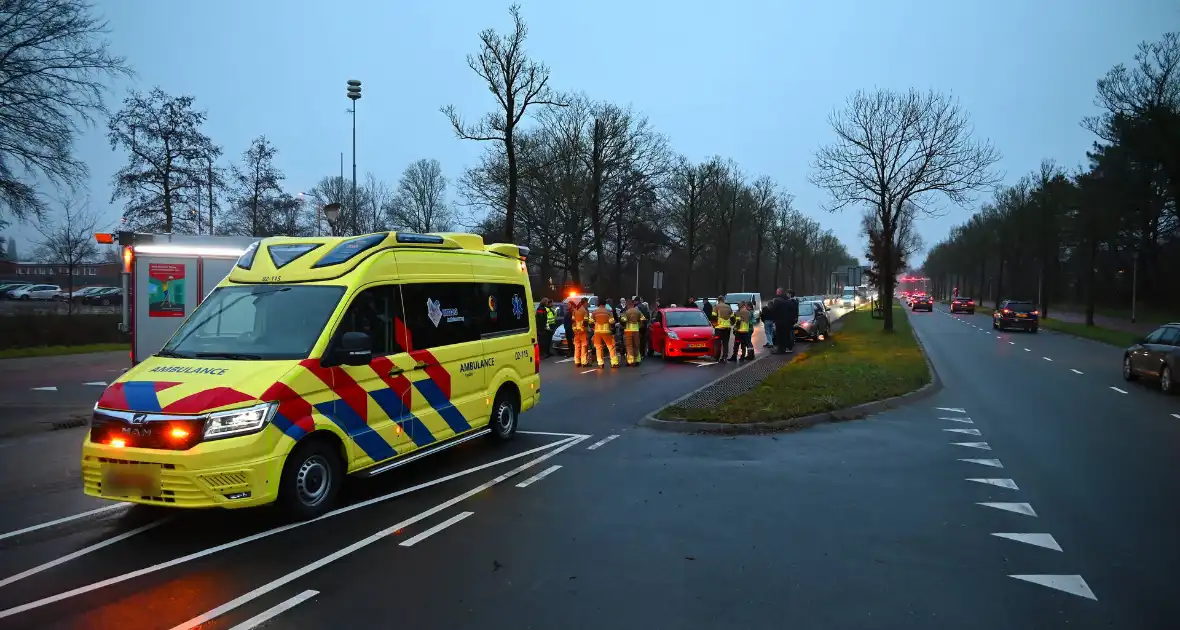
[587,434,619,450]
[967,478,1019,490]
[30,386,57,392]
[580,369,597,374]
[943,428,982,435]
[1071,369,1083,375]
[1110,387,1128,394]
[951,442,992,450]
[1172,414,1180,420]
[515,464,561,488]
[0,503,129,542]
[1042,357,1053,362]
[1009,574,1097,601]
[936,407,967,413]
[226,590,319,630]
[940,416,974,423]
[978,502,1037,516]
[1009,341,1015,345]
[992,533,1062,552]
[960,458,1003,468]
[83,381,108,386]
[1023,348,1031,352]
[399,511,474,547]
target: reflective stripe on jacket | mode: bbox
[592,307,615,334]
[714,303,733,328]
[622,307,646,332]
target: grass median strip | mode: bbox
[660,306,929,424]
[0,342,130,359]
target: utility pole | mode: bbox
[347,80,362,236]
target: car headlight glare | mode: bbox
[666,330,679,340]
[203,402,277,439]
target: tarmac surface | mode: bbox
[0,308,1176,629]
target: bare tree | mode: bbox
[33,196,98,314]
[108,88,221,233]
[0,0,132,222]
[441,3,564,242]
[810,88,1000,330]
[225,136,284,236]
[389,158,453,232]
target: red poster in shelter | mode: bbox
[148,263,186,317]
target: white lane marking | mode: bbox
[960,458,1003,468]
[1110,387,1128,394]
[941,417,974,423]
[943,428,981,435]
[0,435,584,620]
[0,519,167,589]
[515,464,561,488]
[978,502,1037,516]
[587,434,619,450]
[399,511,474,547]
[951,442,991,450]
[167,435,591,630]
[1009,342,1015,345]
[518,430,586,438]
[0,503,129,542]
[580,369,597,374]
[935,407,966,413]
[1009,575,1097,601]
[967,478,1019,490]
[82,381,108,386]
[1023,348,1031,352]
[556,358,574,364]
[695,361,719,367]
[1172,414,1180,420]
[1042,357,1053,362]
[1071,369,1083,375]
[227,590,319,630]
[30,386,57,391]
[992,533,1062,552]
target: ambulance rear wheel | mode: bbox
[489,391,518,442]
[279,439,342,520]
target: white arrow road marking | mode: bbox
[943,428,981,435]
[940,417,974,423]
[1071,369,1083,375]
[83,381,108,386]
[1009,575,1097,601]
[952,442,991,450]
[992,533,1062,552]
[968,478,1019,490]
[978,502,1037,516]
[30,387,57,391]
[1110,387,1128,394]
[935,407,966,413]
[959,458,1003,468]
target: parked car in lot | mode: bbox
[794,301,832,341]
[1123,323,1180,394]
[650,307,717,360]
[57,286,111,301]
[0,282,31,298]
[992,300,1038,332]
[81,286,122,306]
[8,283,60,300]
[950,296,976,314]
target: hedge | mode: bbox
[1,313,128,350]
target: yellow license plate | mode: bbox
[689,343,707,349]
[101,464,161,497]
[1016,313,1027,318]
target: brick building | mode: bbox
[0,261,122,288]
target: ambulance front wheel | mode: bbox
[489,390,519,442]
[278,439,343,520]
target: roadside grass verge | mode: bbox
[965,306,1138,347]
[0,342,130,359]
[661,306,929,424]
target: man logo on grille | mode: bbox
[131,413,148,425]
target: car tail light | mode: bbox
[533,341,540,374]
[1032,310,1040,316]
[1002,309,1011,314]
[968,301,974,305]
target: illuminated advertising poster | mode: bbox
[148,263,186,318]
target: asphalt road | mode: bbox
[0,352,129,438]
[0,309,1176,629]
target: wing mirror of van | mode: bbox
[325,331,373,367]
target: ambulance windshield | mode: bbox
[160,284,346,360]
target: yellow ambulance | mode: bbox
[82,232,540,518]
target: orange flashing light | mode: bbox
[95,232,114,244]
[110,438,126,448]
[121,245,133,273]
[568,290,576,297]
[170,427,190,439]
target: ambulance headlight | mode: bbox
[204,402,277,440]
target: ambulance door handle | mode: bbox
[412,360,429,371]
[387,366,406,376]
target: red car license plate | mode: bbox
[688,343,707,349]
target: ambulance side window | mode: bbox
[478,283,530,338]
[400,282,480,350]
[335,285,407,357]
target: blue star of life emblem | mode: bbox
[511,294,524,318]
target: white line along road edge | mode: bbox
[0,502,130,542]
[227,589,319,630]
[167,434,592,630]
[399,511,473,547]
[0,519,169,589]
[0,433,589,620]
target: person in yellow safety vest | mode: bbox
[571,298,592,367]
[591,301,620,368]
[621,299,647,366]
[729,301,754,362]
[545,302,557,331]
[713,298,734,363]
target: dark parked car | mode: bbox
[81,287,122,306]
[950,296,976,314]
[1123,323,1180,394]
[911,295,934,312]
[992,300,1038,332]
[793,301,831,340]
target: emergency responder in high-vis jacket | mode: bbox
[591,301,619,368]
[536,298,554,358]
[729,301,754,361]
[621,300,647,366]
[571,298,591,367]
[713,298,734,363]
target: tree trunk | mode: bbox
[504,125,517,242]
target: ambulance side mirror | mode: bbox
[326,331,373,367]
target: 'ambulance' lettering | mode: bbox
[459,358,495,373]
[148,365,229,376]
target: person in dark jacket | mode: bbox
[562,299,574,358]
[701,297,714,322]
[773,289,799,354]
[636,296,651,357]
[535,298,554,358]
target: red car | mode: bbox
[649,307,717,360]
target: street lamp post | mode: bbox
[346,80,362,233]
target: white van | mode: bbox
[723,293,764,321]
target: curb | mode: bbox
[638,305,943,435]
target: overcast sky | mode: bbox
[4,0,1177,265]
